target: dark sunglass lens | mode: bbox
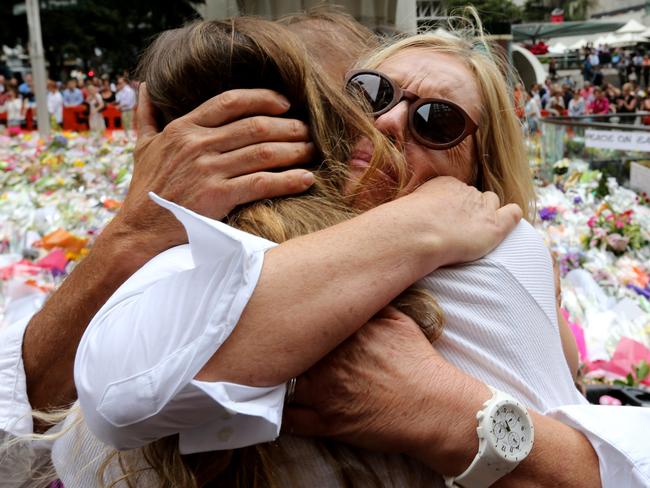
[347,74,393,113]
[413,102,466,145]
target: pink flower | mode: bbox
[615,220,625,229]
[594,228,607,238]
[606,233,630,252]
[587,216,597,228]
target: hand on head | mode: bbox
[117,83,316,255]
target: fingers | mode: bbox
[282,406,327,437]
[495,203,523,233]
[481,190,500,210]
[186,89,292,128]
[228,169,315,205]
[136,83,158,139]
[213,141,316,178]
[203,116,310,153]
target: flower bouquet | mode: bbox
[585,205,648,256]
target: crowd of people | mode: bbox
[516,75,650,133]
[581,45,650,88]
[0,72,137,132]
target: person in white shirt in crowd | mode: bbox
[1,9,649,488]
[46,80,63,129]
[62,78,83,107]
[547,85,565,116]
[115,75,136,131]
[85,84,105,133]
[1,87,25,131]
[568,90,587,117]
[524,91,541,134]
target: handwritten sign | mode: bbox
[585,129,650,152]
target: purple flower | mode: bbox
[573,196,583,205]
[539,207,558,221]
[628,285,650,299]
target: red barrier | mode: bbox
[102,104,123,130]
[63,105,89,131]
[1,104,134,132]
[0,108,34,129]
[24,108,34,130]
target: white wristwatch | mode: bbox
[444,386,534,488]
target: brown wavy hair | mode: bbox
[96,16,443,488]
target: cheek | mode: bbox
[406,143,475,185]
[447,141,476,183]
[405,145,440,181]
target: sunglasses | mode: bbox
[345,69,478,150]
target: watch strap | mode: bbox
[452,451,515,488]
[443,387,527,488]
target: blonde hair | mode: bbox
[359,13,535,221]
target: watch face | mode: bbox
[489,402,534,462]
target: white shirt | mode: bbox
[115,84,136,111]
[1,98,23,122]
[47,91,63,123]
[1,195,649,486]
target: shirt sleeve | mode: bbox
[0,317,33,438]
[546,404,650,487]
[74,193,284,454]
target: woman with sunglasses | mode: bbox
[63,20,608,488]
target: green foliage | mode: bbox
[637,360,650,383]
[0,0,204,78]
[613,360,650,387]
[595,173,609,199]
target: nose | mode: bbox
[373,100,409,146]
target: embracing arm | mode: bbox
[287,309,649,488]
[75,180,520,451]
[285,310,603,487]
[197,179,522,387]
[22,219,163,413]
[403,362,601,487]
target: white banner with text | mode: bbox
[585,129,650,152]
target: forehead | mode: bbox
[376,48,481,119]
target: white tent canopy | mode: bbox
[570,38,590,50]
[616,19,646,34]
[522,19,650,55]
[548,42,568,54]
[611,32,649,47]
